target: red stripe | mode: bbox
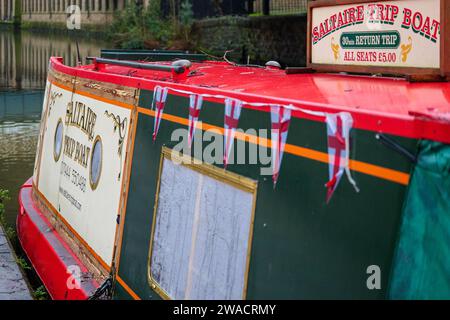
[189,108,201,118]
[155,101,165,110]
[225,115,239,128]
[272,120,290,133]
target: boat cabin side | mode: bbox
[25,58,426,300]
[20,0,450,299]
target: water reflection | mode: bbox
[1,29,109,90]
[0,29,110,225]
[0,90,42,225]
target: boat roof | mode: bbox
[51,57,450,143]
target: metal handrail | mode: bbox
[100,49,184,53]
[86,57,186,74]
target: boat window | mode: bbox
[89,136,102,190]
[53,119,63,162]
[148,147,257,300]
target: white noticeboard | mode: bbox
[310,0,441,69]
[149,151,257,300]
[36,81,131,266]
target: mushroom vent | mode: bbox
[172,59,192,68]
[265,61,282,69]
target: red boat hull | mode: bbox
[17,178,98,300]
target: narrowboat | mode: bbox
[17,0,450,300]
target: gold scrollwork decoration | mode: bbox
[331,37,340,61]
[401,36,413,63]
[84,82,134,99]
[48,91,63,117]
[105,110,128,180]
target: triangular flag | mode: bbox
[188,94,203,147]
[152,86,169,141]
[270,105,291,185]
[223,98,243,168]
[325,112,359,203]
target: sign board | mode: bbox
[307,0,450,79]
[35,77,132,266]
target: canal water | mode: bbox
[0,29,110,227]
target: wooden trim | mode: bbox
[116,276,141,300]
[51,80,135,110]
[146,149,169,300]
[307,4,312,72]
[48,67,137,106]
[308,64,440,77]
[442,0,450,78]
[307,0,446,80]
[111,89,140,279]
[243,180,258,300]
[310,0,407,8]
[35,82,53,188]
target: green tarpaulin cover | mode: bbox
[389,140,450,299]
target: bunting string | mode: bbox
[151,85,359,197]
[270,105,291,186]
[325,112,359,203]
[152,86,169,141]
[188,94,203,147]
[224,98,243,168]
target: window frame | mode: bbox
[53,118,64,162]
[147,146,258,300]
[89,135,103,191]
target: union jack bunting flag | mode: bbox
[271,105,291,185]
[152,86,169,141]
[325,112,358,203]
[188,94,203,147]
[223,98,243,168]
